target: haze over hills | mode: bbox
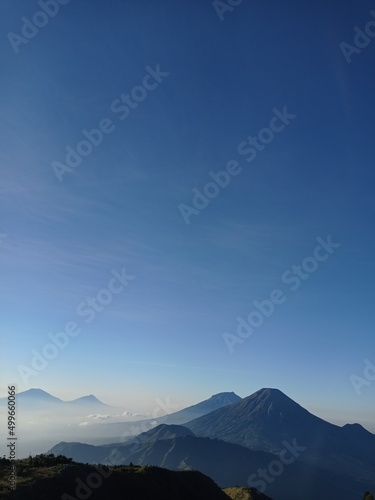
[0,389,242,456]
[48,388,375,500]
[49,424,373,500]
[0,389,120,457]
[0,388,240,416]
[73,391,243,446]
[49,423,354,499]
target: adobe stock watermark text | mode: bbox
[223,236,340,353]
[52,65,169,182]
[340,9,375,63]
[17,266,134,385]
[178,106,296,224]
[7,0,72,55]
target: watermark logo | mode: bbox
[7,0,72,55]
[212,0,244,22]
[223,235,340,353]
[17,266,134,385]
[0,233,9,246]
[340,10,375,63]
[52,65,169,182]
[248,439,306,493]
[350,358,375,395]
[178,106,296,224]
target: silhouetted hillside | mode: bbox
[224,487,272,499]
[48,430,369,499]
[0,458,230,500]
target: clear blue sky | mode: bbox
[1,0,374,430]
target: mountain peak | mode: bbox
[0,389,108,408]
[185,387,330,452]
[244,387,299,408]
[22,388,51,395]
[210,391,239,398]
[136,424,195,443]
[18,388,63,402]
[208,392,241,403]
[255,387,288,398]
[68,394,107,405]
[155,391,241,426]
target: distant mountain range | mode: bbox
[48,388,375,500]
[0,388,109,409]
[56,390,243,443]
[0,388,239,419]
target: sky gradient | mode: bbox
[1,0,374,431]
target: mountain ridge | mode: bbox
[48,423,373,500]
[156,391,242,425]
[0,388,109,407]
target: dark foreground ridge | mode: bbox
[0,456,271,500]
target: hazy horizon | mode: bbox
[1,385,374,436]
